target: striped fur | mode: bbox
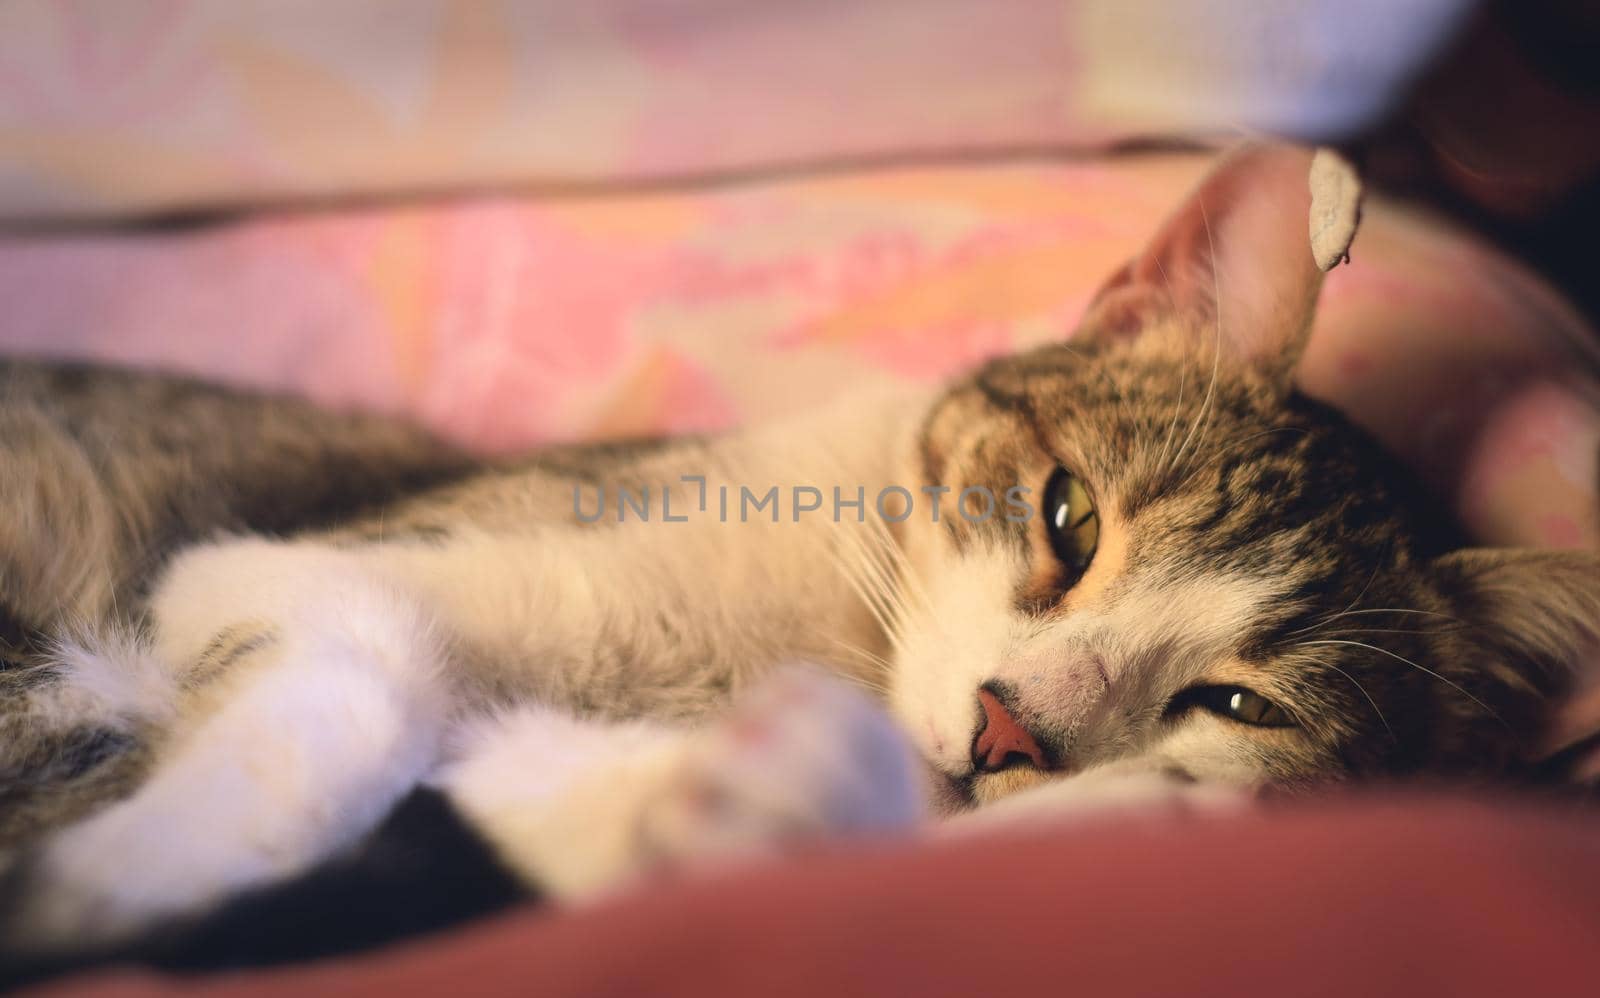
[2,145,1595,959]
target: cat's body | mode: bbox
[3,145,1597,967]
[2,371,931,947]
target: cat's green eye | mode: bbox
[1177,685,1296,728]
[1043,467,1098,577]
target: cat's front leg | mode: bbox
[440,669,926,898]
[2,576,451,952]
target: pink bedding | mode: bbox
[30,795,1600,998]
[2,152,1595,554]
[0,1,1467,222]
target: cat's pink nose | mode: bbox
[972,687,1048,772]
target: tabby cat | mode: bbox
[2,145,1596,965]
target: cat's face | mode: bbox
[883,146,1600,808]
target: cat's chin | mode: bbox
[922,764,1058,817]
[921,763,977,816]
[970,766,1053,807]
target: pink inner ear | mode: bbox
[1078,262,1154,341]
[1077,144,1326,381]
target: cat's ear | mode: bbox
[1076,143,1352,390]
[1428,549,1600,761]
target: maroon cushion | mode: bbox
[31,795,1600,998]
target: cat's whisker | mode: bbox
[809,448,922,632]
[825,635,895,676]
[1299,638,1508,728]
[1167,197,1224,480]
[1154,365,1187,485]
[823,636,896,696]
[807,447,916,654]
[100,543,123,630]
[860,515,923,626]
[829,525,908,652]
[1303,652,1396,741]
[1281,551,1391,640]
[1315,626,1454,638]
[833,551,897,643]
[1145,253,1195,483]
[1324,607,1471,625]
[862,513,935,620]
[1291,606,1472,637]
[836,673,893,699]
[841,524,898,613]
[1340,546,1389,619]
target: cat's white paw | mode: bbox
[441,668,924,898]
[6,584,451,952]
[636,667,924,874]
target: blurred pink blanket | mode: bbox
[1,153,1594,555]
[0,0,1467,222]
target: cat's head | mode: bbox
[888,145,1600,807]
